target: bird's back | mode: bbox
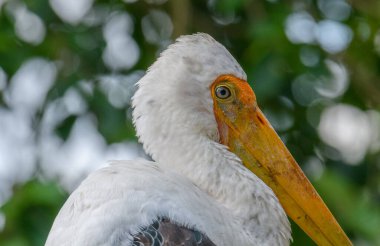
[45,160,250,246]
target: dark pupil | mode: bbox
[216,86,230,99]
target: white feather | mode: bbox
[46,33,291,246]
[46,161,255,245]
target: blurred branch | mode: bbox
[344,55,380,107]
[170,0,191,38]
[350,0,380,21]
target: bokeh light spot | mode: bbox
[49,0,94,25]
[318,104,372,164]
[141,10,173,46]
[285,11,316,44]
[102,12,140,71]
[315,20,353,54]
[6,2,45,45]
[317,0,351,21]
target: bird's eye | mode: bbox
[215,86,231,99]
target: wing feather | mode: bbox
[46,160,243,246]
[132,217,216,246]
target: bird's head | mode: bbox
[133,33,351,246]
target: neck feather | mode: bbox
[148,130,291,245]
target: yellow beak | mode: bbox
[211,75,351,246]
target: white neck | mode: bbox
[148,128,291,245]
[132,33,291,245]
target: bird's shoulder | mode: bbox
[46,160,228,246]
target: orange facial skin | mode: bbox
[211,75,351,246]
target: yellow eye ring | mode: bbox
[215,85,231,99]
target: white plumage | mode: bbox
[46,33,291,246]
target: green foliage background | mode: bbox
[0,0,379,245]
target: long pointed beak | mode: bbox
[212,76,351,246]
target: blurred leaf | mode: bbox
[0,181,67,246]
[314,170,380,245]
[55,115,76,140]
[214,0,248,12]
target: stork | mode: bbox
[46,33,351,246]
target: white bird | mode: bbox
[46,33,351,246]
